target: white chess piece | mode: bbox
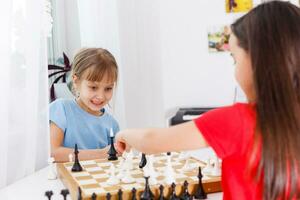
[145,155,158,178]
[125,149,134,170]
[143,155,158,185]
[164,154,176,184]
[202,157,214,175]
[149,175,158,186]
[178,151,189,161]
[121,166,135,183]
[47,157,57,180]
[211,154,221,176]
[68,154,73,163]
[117,158,125,179]
[107,163,120,185]
[181,159,196,172]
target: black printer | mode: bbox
[170,107,215,126]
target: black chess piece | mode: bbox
[91,192,97,200]
[118,189,123,200]
[158,185,166,200]
[60,189,69,200]
[139,153,147,168]
[180,181,192,200]
[72,144,83,172]
[45,190,53,200]
[169,182,179,200]
[107,136,118,160]
[131,187,137,200]
[140,176,154,200]
[106,193,112,200]
[194,167,207,199]
[77,186,82,200]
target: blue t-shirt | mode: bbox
[49,98,119,149]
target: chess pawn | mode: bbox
[177,151,189,161]
[140,176,154,200]
[169,182,179,200]
[125,149,134,170]
[158,185,166,200]
[143,156,158,185]
[106,193,112,200]
[149,175,158,186]
[47,157,57,180]
[211,155,221,176]
[181,159,195,172]
[121,165,135,184]
[164,154,175,185]
[194,167,207,199]
[131,187,137,200]
[45,190,53,200]
[118,189,123,200]
[202,158,213,175]
[147,155,158,178]
[60,189,70,200]
[107,163,120,185]
[91,193,97,200]
[180,181,192,200]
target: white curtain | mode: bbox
[76,0,127,129]
[0,0,50,188]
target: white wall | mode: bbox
[159,1,240,111]
[117,0,248,127]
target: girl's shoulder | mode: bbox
[50,98,74,106]
[49,98,75,112]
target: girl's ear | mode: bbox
[72,74,79,90]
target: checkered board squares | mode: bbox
[57,152,222,200]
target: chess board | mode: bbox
[57,152,221,200]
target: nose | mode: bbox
[95,90,105,101]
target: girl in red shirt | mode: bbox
[116,1,300,199]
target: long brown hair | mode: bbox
[231,1,300,199]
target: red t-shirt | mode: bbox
[194,103,262,200]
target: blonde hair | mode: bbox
[71,48,118,84]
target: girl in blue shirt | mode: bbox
[50,48,119,162]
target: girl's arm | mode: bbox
[50,123,110,162]
[116,121,208,154]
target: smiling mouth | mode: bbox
[91,100,103,107]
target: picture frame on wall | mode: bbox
[208,25,230,53]
[226,0,253,13]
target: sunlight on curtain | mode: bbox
[0,0,51,188]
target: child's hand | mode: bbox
[115,131,131,154]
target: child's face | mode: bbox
[74,74,115,114]
[229,33,256,102]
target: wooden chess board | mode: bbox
[56,152,222,200]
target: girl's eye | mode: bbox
[89,86,98,90]
[105,87,113,92]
